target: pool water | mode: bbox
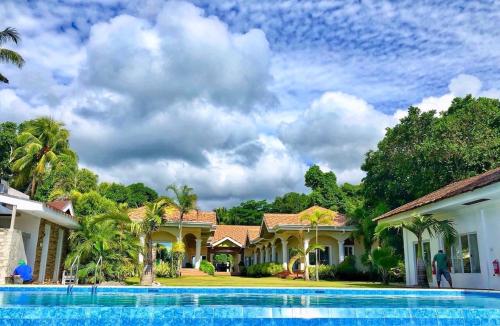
[1,286,500,325]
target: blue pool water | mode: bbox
[1,286,500,325]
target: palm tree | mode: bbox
[0,27,25,83]
[299,208,334,281]
[371,247,399,285]
[131,199,170,285]
[66,211,140,283]
[288,234,324,281]
[166,184,197,274]
[12,117,75,198]
[375,213,457,287]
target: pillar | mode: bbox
[271,244,276,262]
[301,238,310,270]
[281,239,288,270]
[138,235,145,263]
[194,239,202,269]
[253,250,257,265]
[9,205,16,231]
[265,246,270,263]
[338,239,345,263]
[260,248,265,263]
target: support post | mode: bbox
[253,250,257,265]
[194,239,202,269]
[9,205,17,231]
[271,244,276,263]
[281,240,288,270]
[301,238,310,270]
[338,239,345,263]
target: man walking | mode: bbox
[432,250,453,288]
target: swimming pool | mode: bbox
[1,286,499,325]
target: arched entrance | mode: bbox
[183,233,197,268]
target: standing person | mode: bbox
[432,250,453,288]
[12,259,33,284]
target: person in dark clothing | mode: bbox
[13,259,33,284]
[432,250,453,288]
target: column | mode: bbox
[338,239,345,263]
[253,250,257,265]
[265,246,270,263]
[260,248,265,263]
[194,239,202,269]
[9,205,17,230]
[271,244,276,263]
[301,238,310,270]
[281,240,288,270]
[138,235,145,263]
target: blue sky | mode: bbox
[1,0,499,208]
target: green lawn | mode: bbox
[125,275,400,288]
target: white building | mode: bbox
[374,168,500,290]
[0,180,79,284]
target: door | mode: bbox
[413,241,431,283]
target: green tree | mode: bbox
[127,183,158,207]
[12,117,76,197]
[75,168,98,193]
[0,27,25,84]
[270,192,311,213]
[218,199,270,225]
[73,190,117,218]
[363,97,500,210]
[299,208,334,281]
[305,165,346,212]
[0,122,17,180]
[99,182,130,203]
[375,214,457,288]
[131,199,170,285]
[288,232,324,281]
[66,211,140,283]
[371,246,400,284]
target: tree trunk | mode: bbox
[315,226,319,281]
[416,237,429,288]
[30,175,36,198]
[304,259,310,281]
[141,235,153,286]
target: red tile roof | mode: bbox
[46,199,73,216]
[375,167,500,221]
[128,206,216,225]
[210,225,260,247]
[263,206,347,230]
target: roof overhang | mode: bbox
[270,224,357,232]
[210,236,244,248]
[0,194,79,229]
[161,221,214,229]
[375,182,500,223]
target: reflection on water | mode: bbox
[1,292,500,309]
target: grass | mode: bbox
[124,275,400,288]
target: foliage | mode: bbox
[335,256,358,280]
[246,263,283,277]
[288,242,325,281]
[270,192,312,213]
[0,122,17,180]
[371,247,400,284]
[214,253,232,264]
[75,169,98,193]
[99,182,130,203]
[217,199,271,225]
[73,190,118,218]
[200,260,215,275]
[155,261,171,278]
[308,265,336,281]
[0,27,25,84]
[65,212,140,283]
[127,183,158,207]
[363,97,500,210]
[375,213,457,287]
[305,165,347,212]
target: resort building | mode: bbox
[129,205,363,273]
[374,167,500,290]
[0,180,79,284]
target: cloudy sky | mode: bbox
[1,0,500,209]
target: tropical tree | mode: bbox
[12,117,75,198]
[0,27,25,84]
[166,184,197,275]
[130,199,170,285]
[66,211,140,283]
[375,214,457,287]
[299,208,334,281]
[288,239,324,281]
[371,246,399,285]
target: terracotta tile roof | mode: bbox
[263,206,347,230]
[210,225,260,247]
[375,167,500,221]
[128,206,216,225]
[247,226,261,241]
[46,199,73,216]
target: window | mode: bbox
[344,238,354,257]
[309,246,330,265]
[449,233,481,274]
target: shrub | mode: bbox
[308,265,336,281]
[335,255,358,280]
[155,262,171,278]
[371,247,400,284]
[246,263,283,277]
[200,260,215,275]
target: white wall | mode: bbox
[402,198,500,290]
[13,212,41,268]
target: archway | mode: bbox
[182,233,197,268]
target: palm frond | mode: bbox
[0,49,25,67]
[0,27,22,45]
